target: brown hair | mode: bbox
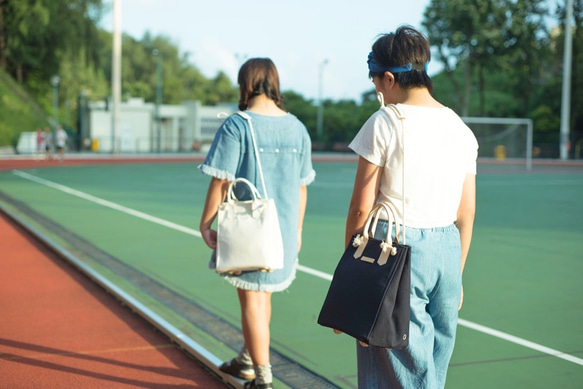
[370,26,433,93]
[237,58,283,110]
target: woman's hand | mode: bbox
[199,177,229,251]
[332,329,369,347]
[201,227,218,249]
[297,228,302,253]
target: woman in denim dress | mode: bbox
[199,58,315,389]
[342,27,478,388]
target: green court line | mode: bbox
[11,168,583,369]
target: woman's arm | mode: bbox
[199,177,230,249]
[455,173,476,274]
[454,173,476,310]
[345,157,382,247]
[297,185,308,252]
[337,157,382,344]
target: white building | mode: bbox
[87,98,237,153]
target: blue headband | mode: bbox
[367,52,428,73]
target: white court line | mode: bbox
[458,319,583,366]
[13,169,583,367]
[12,170,201,237]
[297,264,333,281]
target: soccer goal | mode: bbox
[461,117,533,170]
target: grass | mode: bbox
[0,68,49,147]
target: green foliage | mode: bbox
[98,31,238,106]
[423,0,510,116]
[0,68,49,147]
[282,90,379,150]
[2,0,103,84]
[282,91,317,138]
[202,72,238,105]
[425,0,583,156]
[0,0,105,141]
[532,105,560,141]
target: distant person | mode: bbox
[199,58,315,389]
[340,26,478,388]
[191,140,201,152]
[44,127,53,159]
[55,125,68,161]
[35,128,45,158]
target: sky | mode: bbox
[99,0,558,102]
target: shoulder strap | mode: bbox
[236,111,269,199]
[381,104,407,244]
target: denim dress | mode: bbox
[199,111,315,292]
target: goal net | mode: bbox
[462,117,533,170]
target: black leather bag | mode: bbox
[319,104,411,348]
[318,202,411,349]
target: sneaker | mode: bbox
[219,358,255,380]
[244,379,273,389]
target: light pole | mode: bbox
[316,59,328,151]
[50,75,61,134]
[79,90,88,150]
[111,0,121,153]
[559,0,573,160]
[153,49,163,153]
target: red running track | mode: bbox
[0,212,227,388]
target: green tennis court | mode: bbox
[0,160,582,388]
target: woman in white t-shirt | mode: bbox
[342,26,478,388]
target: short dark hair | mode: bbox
[369,26,433,93]
[237,58,283,111]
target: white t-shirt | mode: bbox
[56,129,68,148]
[349,104,478,228]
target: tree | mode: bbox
[203,71,238,105]
[282,91,317,138]
[1,0,105,131]
[423,0,508,116]
[2,0,103,84]
[99,31,238,106]
[2,0,50,82]
[0,1,6,69]
[502,0,550,116]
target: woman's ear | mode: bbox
[383,71,396,88]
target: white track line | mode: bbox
[13,169,583,367]
[13,170,200,237]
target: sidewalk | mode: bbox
[0,211,229,388]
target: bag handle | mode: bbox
[381,104,407,245]
[353,202,401,266]
[363,202,401,243]
[227,177,262,202]
[236,111,269,199]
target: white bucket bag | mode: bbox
[215,112,284,273]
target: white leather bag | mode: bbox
[215,112,284,273]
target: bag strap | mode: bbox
[382,104,407,245]
[227,178,261,202]
[236,111,269,199]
